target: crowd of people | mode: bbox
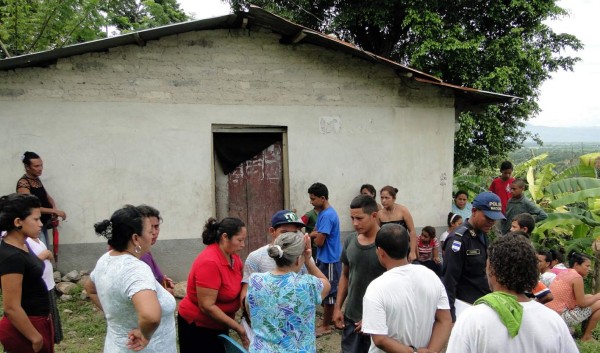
[0,153,598,353]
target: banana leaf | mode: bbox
[549,188,600,208]
[514,153,548,177]
[534,213,600,236]
[453,175,489,197]
[555,165,596,180]
[579,152,600,167]
[544,178,600,199]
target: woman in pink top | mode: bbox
[546,251,600,341]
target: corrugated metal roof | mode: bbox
[0,5,519,104]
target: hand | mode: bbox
[235,324,250,349]
[127,328,149,351]
[332,307,344,329]
[303,235,312,260]
[354,320,363,333]
[31,333,43,352]
[54,209,67,220]
[408,251,417,263]
[164,276,175,289]
[40,249,54,261]
[434,257,441,264]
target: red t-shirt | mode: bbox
[178,243,243,330]
[489,177,515,214]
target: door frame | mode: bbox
[211,124,290,217]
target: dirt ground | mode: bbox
[316,328,342,353]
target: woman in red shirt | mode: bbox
[177,217,248,353]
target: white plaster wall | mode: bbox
[0,28,455,245]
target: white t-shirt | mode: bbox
[446,300,579,353]
[26,237,54,290]
[90,252,176,353]
[362,264,450,353]
[242,244,309,283]
[440,231,450,244]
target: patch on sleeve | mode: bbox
[451,240,462,252]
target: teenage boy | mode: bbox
[308,182,341,337]
[502,179,547,234]
[333,195,385,353]
[489,160,515,214]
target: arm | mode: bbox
[127,290,161,351]
[309,230,327,247]
[427,309,452,352]
[526,199,547,222]
[432,243,440,264]
[84,278,103,311]
[573,277,600,307]
[402,206,418,262]
[16,186,66,220]
[302,236,330,299]
[46,193,66,220]
[441,237,465,322]
[332,263,349,329]
[1,274,44,352]
[36,249,54,262]
[197,287,248,346]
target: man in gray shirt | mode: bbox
[333,195,386,353]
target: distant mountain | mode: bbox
[525,124,600,143]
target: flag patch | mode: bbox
[451,240,462,252]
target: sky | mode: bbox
[177,0,599,128]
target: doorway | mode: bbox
[213,126,288,259]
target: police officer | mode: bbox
[442,192,505,321]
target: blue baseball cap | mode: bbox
[271,210,305,228]
[472,192,506,220]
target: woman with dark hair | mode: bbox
[85,205,176,352]
[451,191,472,220]
[546,251,600,341]
[0,193,54,353]
[377,185,417,261]
[447,234,578,352]
[16,151,66,247]
[439,212,463,257]
[360,184,382,210]
[177,217,248,353]
[246,231,330,352]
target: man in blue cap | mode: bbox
[442,192,506,322]
[240,210,309,315]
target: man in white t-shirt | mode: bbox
[446,234,578,353]
[362,224,452,353]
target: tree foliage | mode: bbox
[225,0,583,169]
[0,0,188,59]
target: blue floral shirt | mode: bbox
[247,272,323,353]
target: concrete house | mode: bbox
[0,6,513,278]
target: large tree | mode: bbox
[0,0,188,59]
[226,0,582,169]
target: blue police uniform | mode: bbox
[442,221,491,321]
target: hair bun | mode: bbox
[267,244,284,259]
[394,188,399,193]
[94,220,113,239]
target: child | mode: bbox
[440,212,463,256]
[502,179,547,234]
[489,160,515,214]
[26,227,63,344]
[549,248,568,275]
[416,226,441,275]
[507,222,554,305]
[537,249,557,287]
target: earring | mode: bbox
[134,245,142,254]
